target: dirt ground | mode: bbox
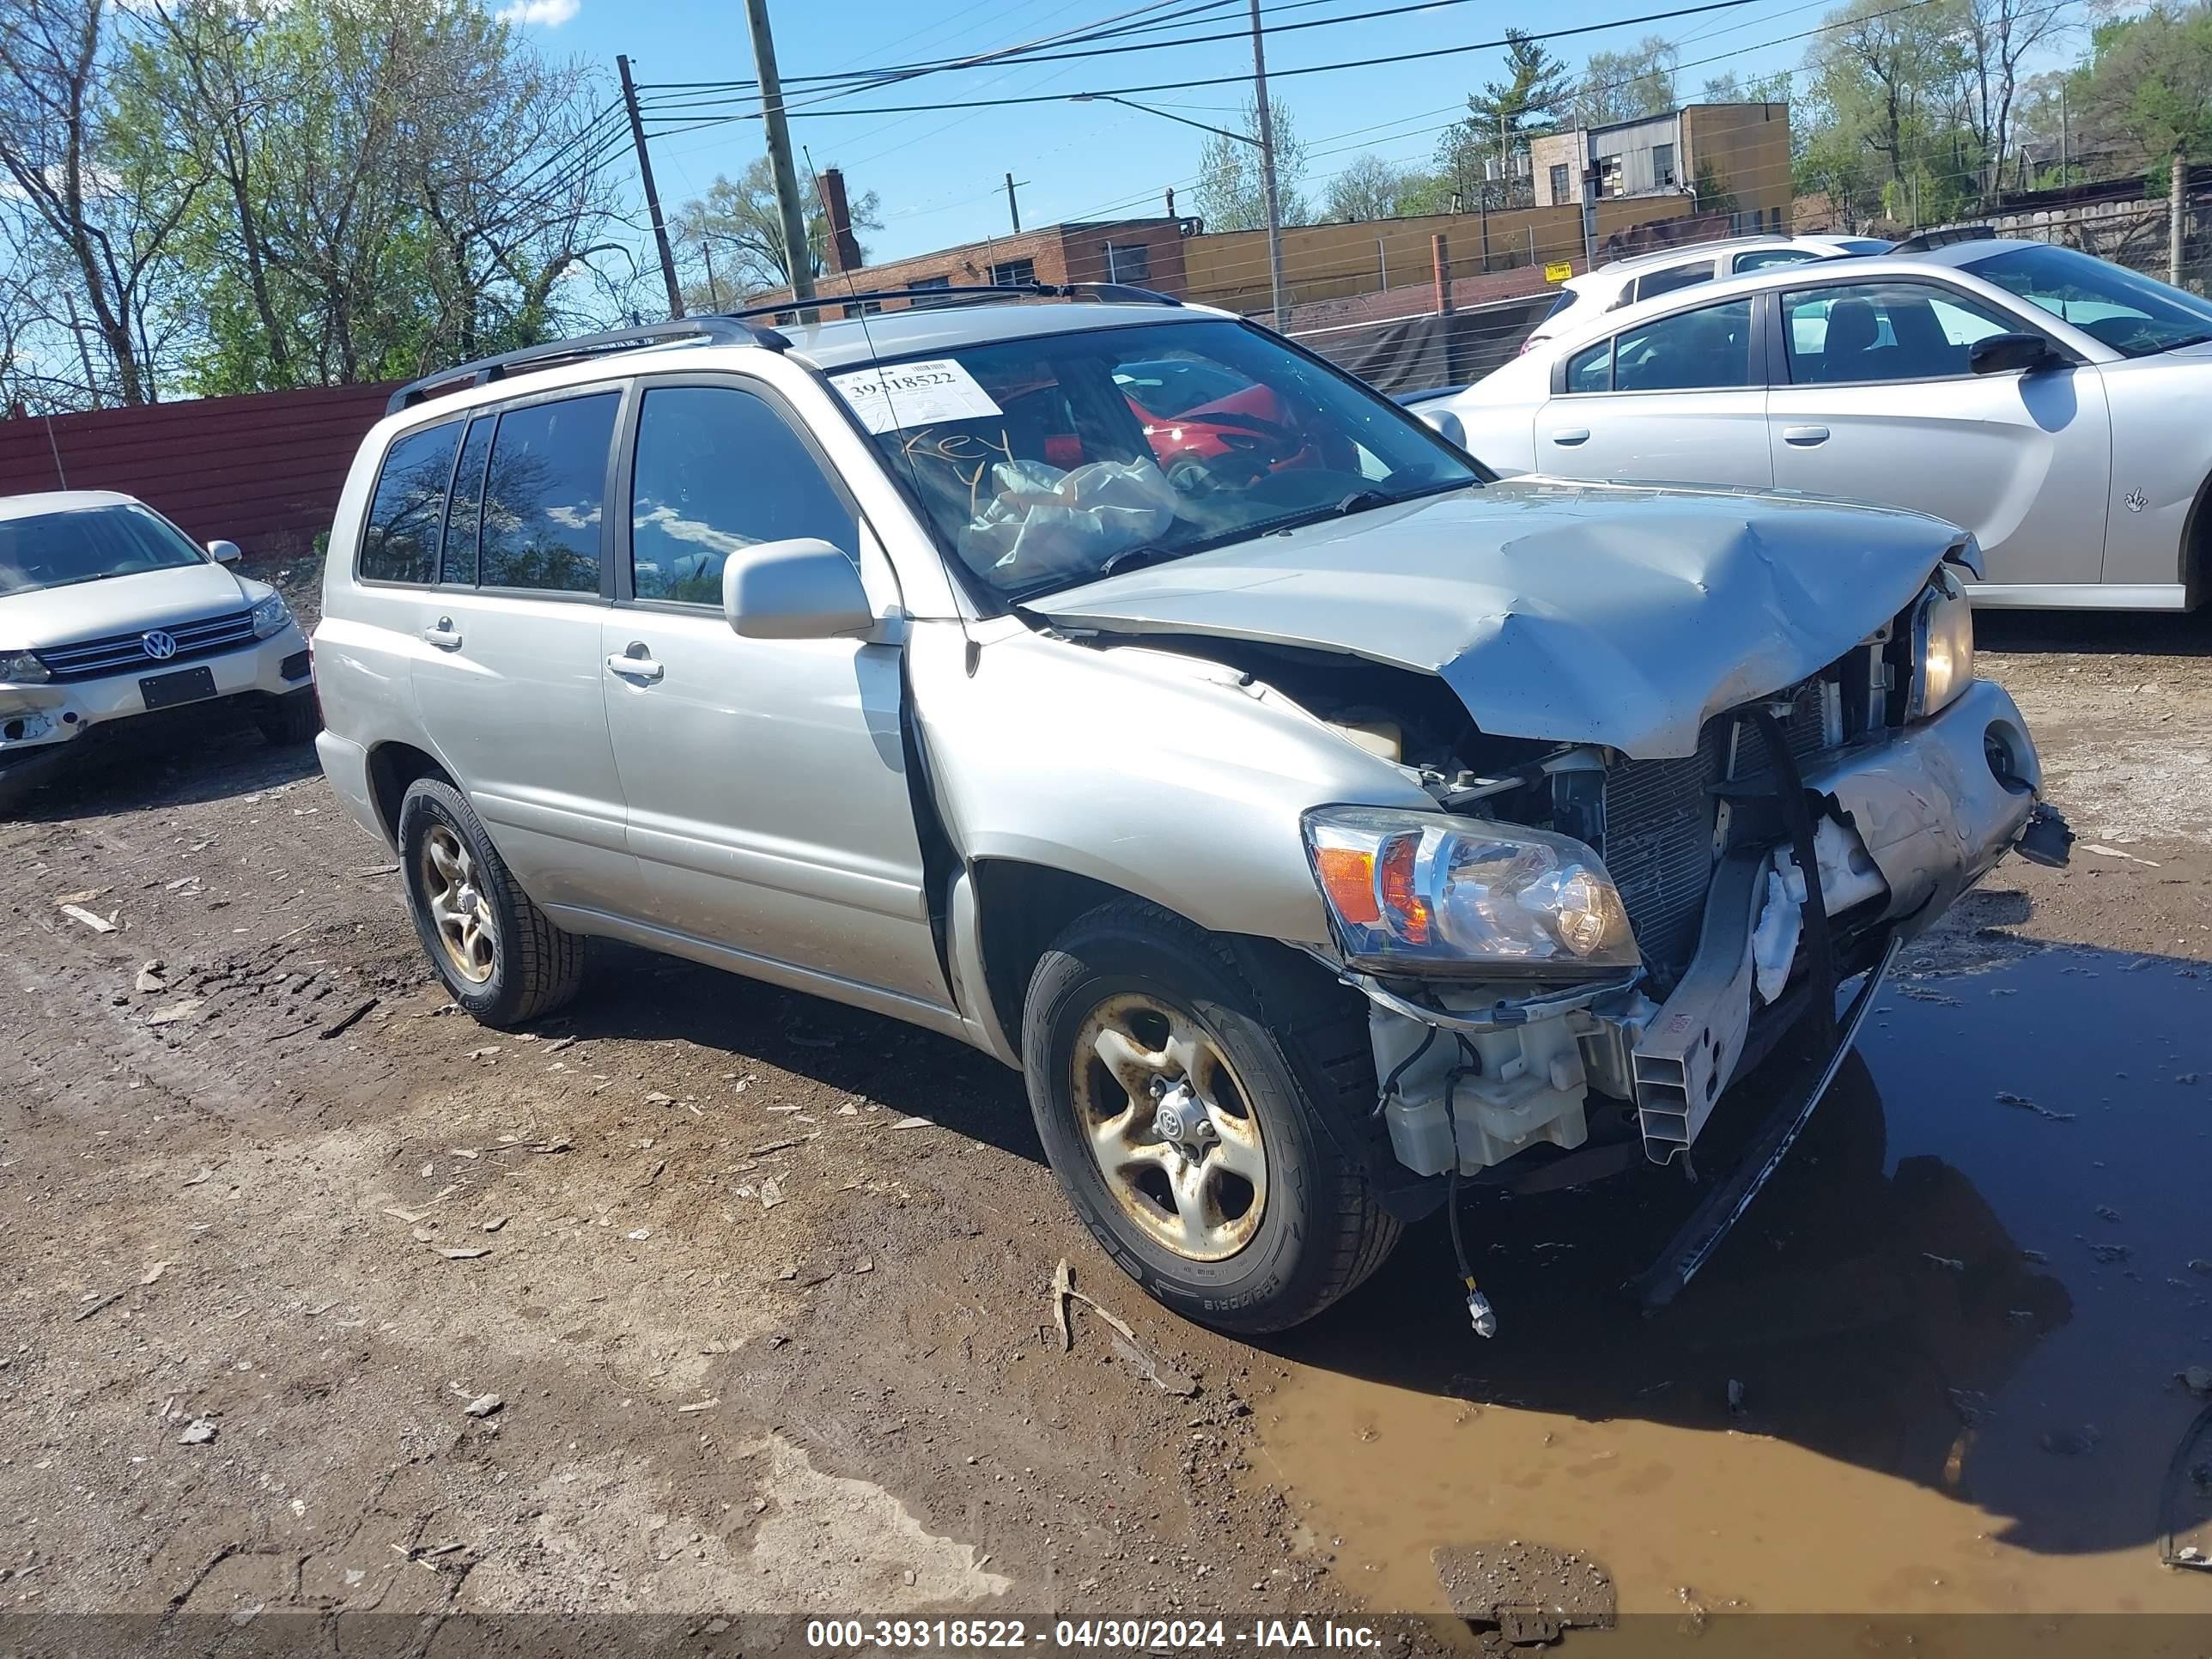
[3,572,2209,1654]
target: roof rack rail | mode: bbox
[718,279,1182,321]
[385,316,791,416]
[1890,225,1996,252]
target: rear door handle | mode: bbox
[1549,427,1591,447]
[422,618,463,649]
[1782,424,1831,446]
[606,647,665,684]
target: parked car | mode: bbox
[313,289,2067,1334]
[1418,239,2212,609]
[1520,233,1892,353]
[0,490,318,805]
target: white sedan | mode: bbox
[1419,239,2212,609]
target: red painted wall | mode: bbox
[0,382,398,562]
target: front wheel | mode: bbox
[1021,898,1401,1334]
[257,688,321,746]
[397,775,583,1027]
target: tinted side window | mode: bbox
[359,422,460,584]
[1633,261,1715,302]
[630,386,860,605]
[1612,298,1754,392]
[1784,281,2019,385]
[1564,338,1612,393]
[440,416,494,586]
[1734,247,1820,272]
[479,392,620,594]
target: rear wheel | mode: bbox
[397,776,583,1027]
[1022,898,1401,1334]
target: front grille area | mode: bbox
[35,609,257,682]
[1602,720,1731,986]
[1600,686,1838,988]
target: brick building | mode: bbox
[758,172,1198,313]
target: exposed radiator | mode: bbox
[1600,690,1835,989]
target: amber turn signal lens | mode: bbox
[1314,844,1381,925]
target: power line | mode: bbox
[633,0,1784,132]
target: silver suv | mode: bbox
[314,288,2068,1334]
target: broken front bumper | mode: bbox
[1361,677,2055,1182]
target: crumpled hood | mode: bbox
[1036,477,1966,758]
[4,561,257,651]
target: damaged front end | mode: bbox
[1292,564,2065,1296]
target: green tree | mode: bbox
[1575,35,1679,127]
[1435,30,1573,204]
[2077,2,2212,175]
[1191,96,1310,233]
[1321,154,1438,222]
[1798,0,1974,227]
[673,155,881,308]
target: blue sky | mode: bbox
[509,0,1918,266]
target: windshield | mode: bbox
[0,502,209,597]
[829,318,1480,601]
[1968,244,2212,356]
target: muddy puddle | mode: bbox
[1257,939,2212,1618]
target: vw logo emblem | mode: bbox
[142,629,178,660]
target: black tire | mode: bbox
[257,688,321,747]
[1022,897,1401,1334]
[0,745,73,817]
[397,775,583,1028]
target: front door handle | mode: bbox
[1549,427,1591,447]
[422,618,463,649]
[606,644,665,684]
[1782,424,1831,446]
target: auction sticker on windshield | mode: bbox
[831,359,1004,434]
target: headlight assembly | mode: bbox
[250,592,294,641]
[1911,564,1974,717]
[1303,805,1640,978]
[0,649,50,684]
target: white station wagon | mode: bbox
[313,285,2069,1333]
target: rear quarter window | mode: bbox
[359,422,462,584]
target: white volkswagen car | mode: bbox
[1421,239,2212,609]
[0,490,317,804]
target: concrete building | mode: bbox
[1532,103,1793,237]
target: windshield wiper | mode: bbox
[2158,331,2212,353]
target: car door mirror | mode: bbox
[722,538,876,640]
[1968,332,2055,375]
[1416,406,1467,448]
[207,539,242,564]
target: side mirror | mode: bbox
[207,539,242,564]
[1417,406,1468,449]
[722,538,875,640]
[1968,332,2055,375]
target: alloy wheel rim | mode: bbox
[1071,992,1267,1262]
[420,824,496,985]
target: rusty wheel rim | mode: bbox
[1070,992,1267,1262]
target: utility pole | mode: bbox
[1248,0,1286,329]
[1005,173,1024,234]
[2172,149,2187,289]
[2058,83,2069,189]
[741,0,817,316]
[618,54,684,320]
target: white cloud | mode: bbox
[497,0,579,24]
